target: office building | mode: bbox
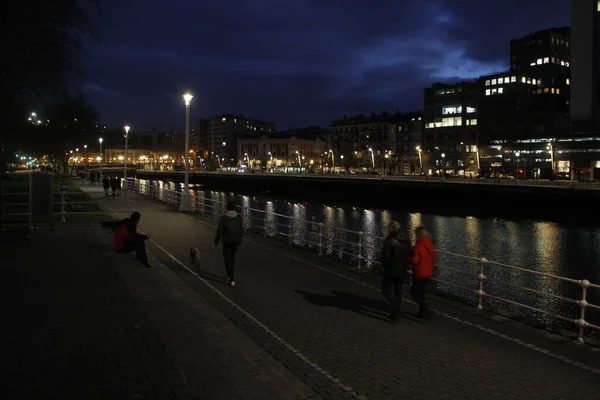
[571,0,600,120]
[423,82,479,176]
[206,114,275,168]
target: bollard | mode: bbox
[576,279,590,344]
[60,191,66,223]
[318,223,324,256]
[357,231,364,269]
[477,257,488,310]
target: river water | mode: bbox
[136,178,600,337]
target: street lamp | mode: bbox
[98,137,104,178]
[180,93,193,211]
[83,144,87,171]
[123,125,130,188]
[416,146,423,174]
[515,151,520,183]
[441,153,446,175]
[547,143,554,175]
[368,148,375,169]
[329,150,335,170]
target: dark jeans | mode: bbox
[382,276,404,315]
[411,278,430,316]
[118,237,148,264]
[222,242,239,281]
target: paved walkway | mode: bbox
[93,190,600,400]
[0,226,318,399]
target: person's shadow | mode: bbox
[295,290,397,323]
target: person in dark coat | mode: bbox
[102,176,110,195]
[113,211,151,268]
[214,201,244,286]
[110,176,118,197]
[380,221,410,322]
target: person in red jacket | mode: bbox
[113,211,151,268]
[409,226,436,319]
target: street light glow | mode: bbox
[99,137,103,144]
[183,93,193,106]
[124,125,130,134]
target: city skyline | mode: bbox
[83,0,568,132]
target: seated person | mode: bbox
[113,211,151,268]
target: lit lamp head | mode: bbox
[84,144,87,149]
[99,137,103,144]
[183,93,193,106]
[124,125,130,135]
[515,152,520,157]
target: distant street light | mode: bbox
[515,151,520,183]
[98,137,104,178]
[124,125,130,187]
[83,144,88,171]
[181,93,193,211]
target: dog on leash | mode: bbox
[190,247,200,264]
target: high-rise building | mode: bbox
[571,0,600,119]
[423,82,480,176]
[205,114,275,168]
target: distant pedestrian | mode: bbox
[380,221,410,322]
[90,173,96,186]
[214,201,244,286]
[102,176,110,195]
[409,226,436,320]
[116,176,122,194]
[110,177,118,197]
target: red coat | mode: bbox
[410,236,436,279]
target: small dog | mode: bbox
[189,247,200,264]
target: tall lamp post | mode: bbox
[99,137,103,178]
[515,151,520,184]
[181,93,193,211]
[547,143,554,178]
[123,125,130,188]
[83,144,88,171]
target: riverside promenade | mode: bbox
[87,187,600,400]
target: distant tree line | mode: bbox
[0,0,101,171]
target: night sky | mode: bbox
[83,0,569,132]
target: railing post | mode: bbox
[60,190,66,223]
[576,279,590,344]
[477,257,487,310]
[318,223,324,255]
[264,210,268,237]
[357,231,364,269]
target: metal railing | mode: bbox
[132,180,600,343]
[1,177,134,232]
[137,170,600,190]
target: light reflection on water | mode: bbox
[138,179,600,331]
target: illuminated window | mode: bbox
[492,79,497,85]
[551,57,556,63]
[560,60,565,66]
[544,88,549,93]
[532,79,537,85]
[234,118,237,123]
[470,119,477,125]
[522,77,526,83]
[556,88,561,94]
[442,105,462,115]
[551,88,555,94]
[426,123,435,129]
[537,58,542,65]
[485,80,490,86]
[537,88,543,94]
[565,62,570,67]
[485,89,491,96]
[498,87,504,94]
[597,0,600,11]
[492,88,497,94]
[566,78,570,85]
[441,117,462,127]
[466,106,476,113]
[530,62,536,67]
[544,57,549,63]
[511,76,516,82]
[498,78,504,84]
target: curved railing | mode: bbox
[131,180,600,344]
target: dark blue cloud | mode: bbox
[83,0,569,131]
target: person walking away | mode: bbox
[90,173,96,186]
[110,177,117,197]
[102,176,110,196]
[380,221,410,322]
[214,201,244,286]
[113,211,151,268]
[410,226,436,320]
[116,176,122,194]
